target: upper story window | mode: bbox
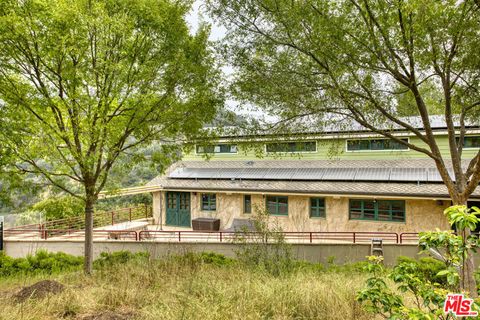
[266,141,316,153]
[196,144,237,154]
[458,136,480,149]
[346,138,408,151]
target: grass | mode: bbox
[0,253,377,320]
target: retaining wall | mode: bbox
[3,239,433,265]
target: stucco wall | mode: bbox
[6,240,480,266]
[152,191,450,233]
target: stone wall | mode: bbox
[152,191,450,233]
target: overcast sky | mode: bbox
[185,2,271,121]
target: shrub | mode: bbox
[31,196,84,220]
[397,256,447,285]
[0,250,83,276]
[198,252,235,266]
[93,251,150,269]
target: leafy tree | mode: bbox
[31,196,84,220]
[0,0,220,273]
[358,205,480,318]
[207,0,480,294]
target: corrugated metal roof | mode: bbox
[167,166,450,183]
[145,159,480,199]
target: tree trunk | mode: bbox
[455,199,478,297]
[84,192,95,275]
[461,227,477,297]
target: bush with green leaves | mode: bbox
[93,251,150,269]
[31,196,84,220]
[397,256,448,285]
[0,250,83,276]
[357,205,480,319]
[233,207,293,276]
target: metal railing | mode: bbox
[4,205,152,239]
[399,232,420,244]
[4,224,418,245]
[137,230,399,244]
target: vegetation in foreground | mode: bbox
[0,251,374,320]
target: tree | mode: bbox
[0,0,220,273]
[207,0,480,295]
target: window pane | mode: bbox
[197,144,237,154]
[266,196,288,215]
[244,195,251,213]
[350,200,362,210]
[350,210,362,219]
[347,139,408,151]
[371,140,384,150]
[364,200,375,210]
[464,136,480,148]
[266,141,316,153]
[392,211,405,221]
[377,211,391,221]
[278,204,288,215]
[377,201,390,211]
[349,199,405,222]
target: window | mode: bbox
[266,141,316,153]
[196,144,237,154]
[266,196,288,215]
[243,195,252,214]
[346,138,408,151]
[201,193,216,211]
[458,136,480,149]
[310,198,326,218]
[349,199,405,222]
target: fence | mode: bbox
[138,230,400,243]
[5,205,152,240]
[5,228,409,244]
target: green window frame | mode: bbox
[349,199,405,222]
[310,198,326,218]
[201,193,217,211]
[243,195,252,214]
[346,138,408,151]
[266,141,316,153]
[457,136,480,149]
[266,196,288,216]
[196,144,237,154]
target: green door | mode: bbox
[166,192,191,227]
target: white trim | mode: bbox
[345,137,411,153]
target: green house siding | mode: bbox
[183,135,480,161]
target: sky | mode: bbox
[185,2,272,122]
[186,1,226,41]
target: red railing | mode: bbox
[5,205,152,239]
[3,228,411,244]
[3,228,138,241]
[399,232,419,244]
[138,230,400,244]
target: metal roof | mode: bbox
[167,166,452,183]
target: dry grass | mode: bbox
[0,257,377,320]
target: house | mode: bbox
[146,117,480,233]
